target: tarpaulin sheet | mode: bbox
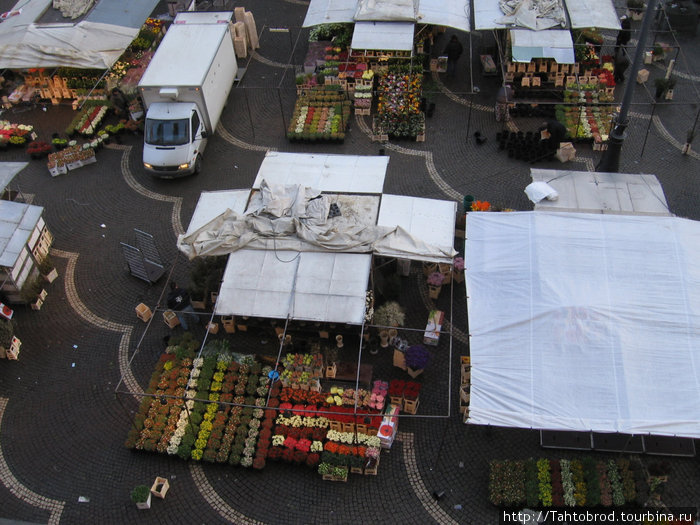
[351,21,415,51]
[465,211,700,438]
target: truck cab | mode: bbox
[143,102,206,177]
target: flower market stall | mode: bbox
[119,151,460,481]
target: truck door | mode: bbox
[191,110,205,152]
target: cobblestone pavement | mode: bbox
[0,1,698,524]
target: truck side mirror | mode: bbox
[200,129,207,139]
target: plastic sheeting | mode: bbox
[351,21,415,51]
[567,0,621,30]
[465,211,700,438]
[511,28,575,63]
[214,250,371,324]
[0,0,159,69]
[496,0,566,30]
[529,169,672,215]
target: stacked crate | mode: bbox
[459,356,470,423]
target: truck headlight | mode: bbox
[178,163,190,170]
[143,163,153,169]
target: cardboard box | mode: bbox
[423,309,444,346]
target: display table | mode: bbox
[323,362,373,388]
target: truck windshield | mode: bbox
[144,118,189,146]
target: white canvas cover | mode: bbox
[465,211,700,438]
[354,0,417,21]
[0,0,159,69]
[529,169,672,215]
[511,28,575,63]
[567,0,621,29]
[253,152,387,194]
[184,190,251,235]
[214,250,371,324]
[376,194,456,263]
[303,0,470,32]
[351,21,415,51]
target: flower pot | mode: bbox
[379,330,389,348]
[135,493,152,510]
[406,367,423,378]
[42,268,58,283]
[428,284,441,300]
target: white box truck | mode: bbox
[138,12,237,178]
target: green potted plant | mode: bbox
[130,484,151,509]
[373,301,406,327]
[38,256,58,283]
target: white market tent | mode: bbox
[510,28,575,64]
[351,21,416,52]
[465,211,700,438]
[473,0,621,30]
[0,0,160,69]
[303,0,471,34]
[181,152,456,325]
[528,169,672,216]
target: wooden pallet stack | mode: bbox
[460,356,470,423]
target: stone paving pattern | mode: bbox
[0,0,698,523]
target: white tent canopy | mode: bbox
[181,152,457,324]
[253,152,388,194]
[528,169,672,215]
[303,0,471,33]
[474,0,620,30]
[511,28,575,63]
[351,21,415,51]
[465,211,700,438]
[0,0,160,69]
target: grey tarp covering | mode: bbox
[0,0,159,69]
[566,0,621,29]
[496,0,566,30]
[177,181,455,263]
[0,162,28,193]
[529,169,672,215]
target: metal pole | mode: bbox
[597,0,659,172]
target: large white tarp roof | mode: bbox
[303,0,471,33]
[566,0,621,29]
[376,194,456,263]
[215,250,371,323]
[351,21,415,51]
[0,0,160,69]
[530,169,672,215]
[511,28,574,63]
[465,211,700,438]
[474,0,620,30]
[184,190,251,235]
[253,152,387,194]
[354,0,417,21]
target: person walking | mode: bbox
[167,281,198,330]
[615,15,632,55]
[495,84,514,122]
[442,35,463,79]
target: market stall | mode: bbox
[121,152,458,479]
[465,170,700,439]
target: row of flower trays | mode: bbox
[286,85,352,143]
[124,338,422,482]
[47,145,96,177]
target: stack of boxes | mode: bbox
[460,356,470,423]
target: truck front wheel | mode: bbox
[194,154,202,174]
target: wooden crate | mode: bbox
[222,316,236,333]
[135,303,152,322]
[390,395,403,406]
[350,466,364,475]
[461,364,471,384]
[364,457,380,475]
[355,423,368,435]
[403,397,419,414]
[355,108,370,116]
[342,422,355,434]
[5,337,21,360]
[163,310,180,329]
[150,477,170,499]
[207,322,219,334]
[329,420,343,432]
[322,473,348,482]
[325,363,337,378]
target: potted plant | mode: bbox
[51,136,68,150]
[404,345,430,378]
[38,256,58,283]
[131,484,151,509]
[27,141,52,159]
[373,301,405,328]
[0,319,15,358]
[427,272,445,299]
